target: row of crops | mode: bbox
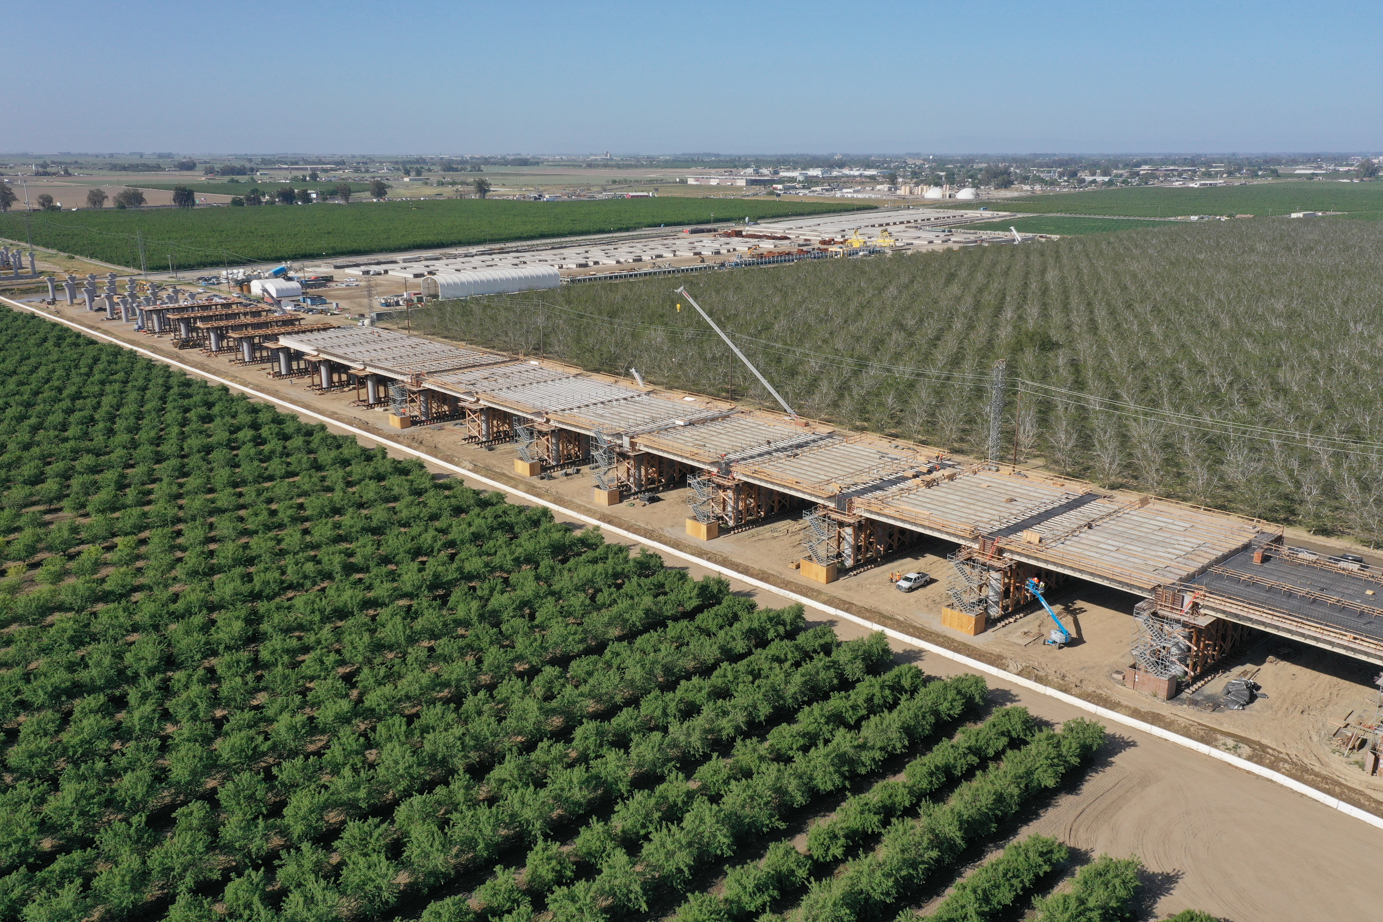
[0,198,872,271]
[0,305,1216,921]
[949,180,1383,218]
[413,217,1383,544]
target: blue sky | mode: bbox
[11,0,1381,155]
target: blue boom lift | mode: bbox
[1025,577,1071,648]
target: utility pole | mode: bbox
[675,286,795,418]
[988,358,1007,463]
[17,178,33,253]
[136,231,147,278]
[1011,387,1023,471]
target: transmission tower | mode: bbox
[987,359,1007,462]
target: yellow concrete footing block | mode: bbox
[942,606,986,636]
[685,519,719,540]
[388,415,412,429]
[593,488,622,506]
[514,459,543,477]
[799,559,839,584]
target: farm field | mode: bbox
[412,218,1383,545]
[960,180,1383,218]
[0,305,1167,922]
[0,199,873,272]
[962,216,1169,236]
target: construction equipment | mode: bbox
[1011,226,1023,243]
[846,229,867,248]
[1026,577,1071,647]
[873,229,898,247]
[674,286,797,419]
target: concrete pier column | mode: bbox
[63,275,76,304]
[208,329,222,352]
[366,375,380,404]
[318,361,332,390]
[419,392,431,420]
[277,348,292,377]
[178,319,192,339]
[28,253,36,275]
[82,289,94,311]
[480,408,491,440]
[120,298,133,322]
[241,340,255,363]
[135,308,145,332]
[46,277,56,300]
[151,311,165,334]
[104,296,117,319]
[126,277,139,296]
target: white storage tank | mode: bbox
[955,188,978,200]
[923,187,945,200]
[421,265,561,299]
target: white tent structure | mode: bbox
[421,266,561,300]
[249,279,303,301]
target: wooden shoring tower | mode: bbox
[459,406,516,446]
[617,452,688,497]
[541,426,590,469]
[689,472,796,530]
[399,386,467,426]
[803,506,914,570]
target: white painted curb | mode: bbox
[7,296,1382,833]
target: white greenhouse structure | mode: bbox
[421,266,561,300]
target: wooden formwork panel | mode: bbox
[942,607,986,635]
[686,519,720,540]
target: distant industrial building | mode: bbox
[686,175,774,186]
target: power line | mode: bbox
[450,294,1383,457]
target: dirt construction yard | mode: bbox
[4,294,1382,920]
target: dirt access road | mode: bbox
[5,296,1381,920]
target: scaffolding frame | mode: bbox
[944,546,1060,621]
[592,430,619,491]
[515,423,539,463]
[946,550,989,617]
[1132,600,1192,680]
[1141,589,1255,680]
